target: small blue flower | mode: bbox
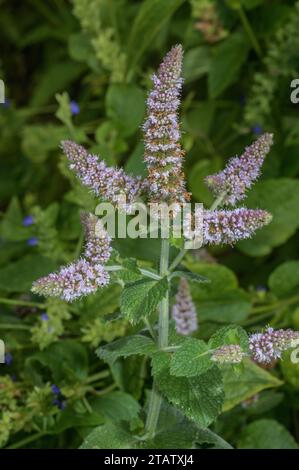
[252,124,263,135]
[23,215,34,227]
[70,100,80,115]
[51,384,61,395]
[239,95,246,107]
[5,352,13,365]
[1,98,10,108]
[53,398,67,410]
[27,237,38,246]
[41,312,49,321]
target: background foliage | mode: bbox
[1,0,299,449]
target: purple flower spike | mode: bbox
[32,258,110,302]
[27,237,38,246]
[211,345,244,364]
[202,208,272,245]
[205,133,273,206]
[172,278,198,336]
[80,212,112,265]
[32,212,112,302]
[41,312,49,321]
[249,327,299,365]
[61,140,143,205]
[143,45,190,204]
[70,100,80,115]
[23,215,34,227]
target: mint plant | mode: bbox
[30,45,299,449]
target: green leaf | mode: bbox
[53,409,104,434]
[183,46,210,84]
[170,337,212,377]
[238,179,299,256]
[188,159,221,205]
[208,33,250,98]
[222,359,283,411]
[147,400,232,449]
[120,277,169,323]
[237,419,298,449]
[22,124,71,163]
[127,0,185,71]
[153,352,224,427]
[117,258,143,283]
[30,61,85,107]
[268,261,299,297]
[184,262,251,323]
[0,254,58,293]
[209,325,249,352]
[97,335,157,367]
[280,350,299,390]
[171,270,210,284]
[106,84,145,137]
[25,340,89,384]
[90,391,141,424]
[79,422,137,449]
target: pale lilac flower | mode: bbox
[205,133,273,206]
[32,258,110,302]
[211,345,244,364]
[172,278,198,335]
[202,208,272,245]
[143,45,190,204]
[249,327,299,365]
[32,213,112,302]
[80,212,112,265]
[61,140,143,205]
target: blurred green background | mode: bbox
[1,0,299,449]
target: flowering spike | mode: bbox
[249,327,299,365]
[32,213,112,302]
[32,258,110,302]
[172,278,198,335]
[205,133,273,206]
[61,140,142,205]
[202,208,272,245]
[80,212,112,265]
[143,45,190,204]
[211,345,244,364]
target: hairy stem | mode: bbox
[145,238,169,439]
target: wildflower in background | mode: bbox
[205,133,273,206]
[61,140,142,205]
[4,353,13,366]
[172,278,198,335]
[249,327,299,365]
[51,384,61,396]
[22,215,34,227]
[27,237,38,246]
[211,345,244,364]
[70,100,80,115]
[40,312,49,321]
[1,98,10,108]
[143,44,190,204]
[252,124,263,135]
[53,398,67,410]
[202,208,272,245]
